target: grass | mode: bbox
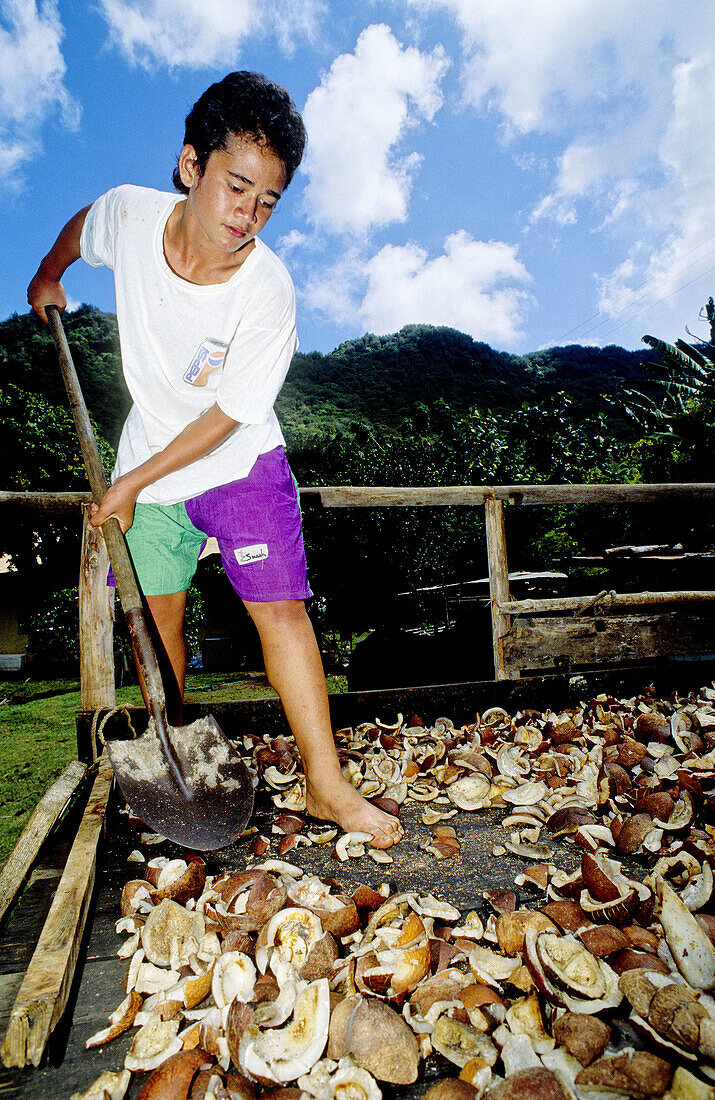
[0,670,347,865]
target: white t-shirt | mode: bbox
[80,184,298,504]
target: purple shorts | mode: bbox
[117,446,313,601]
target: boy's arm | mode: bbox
[90,403,239,533]
[27,205,92,323]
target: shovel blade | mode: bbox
[106,715,254,850]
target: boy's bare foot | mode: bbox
[306,771,404,849]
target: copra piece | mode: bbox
[69,1070,131,1100]
[238,978,330,1083]
[524,929,622,1014]
[657,878,715,990]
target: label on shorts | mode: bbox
[234,543,269,565]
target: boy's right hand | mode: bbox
[27,267,66,324]
[90,475,138,535]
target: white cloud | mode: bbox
[0,0,79,186]
[276,230,310,258]
[596,53,715,333]
[300,24,448,234]
[406,0,696,135]
[305,231,532,347]
[407,0,715,335]
[97,0,325,69]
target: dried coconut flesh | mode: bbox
[70,682,715,1098]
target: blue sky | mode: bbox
[2,0,714,355]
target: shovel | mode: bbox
[46,304,254,850]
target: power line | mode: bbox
[543,234,715,348]
[596,264,715,341]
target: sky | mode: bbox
[1,0,714,356]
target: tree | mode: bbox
[614,296,715,480]
[0,383,114,579]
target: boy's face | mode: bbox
[179,134,287,254]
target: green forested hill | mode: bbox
[280,324,649,432]
[0,305,130,447]
[0,307,649,446]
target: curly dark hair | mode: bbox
[172,71,306,194]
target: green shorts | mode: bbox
[124,501,206,595]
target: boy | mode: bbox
[28,71,402,849]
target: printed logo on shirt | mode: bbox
[234,543,269,566]
[184,338,229,387]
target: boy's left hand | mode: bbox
[90,476,137,533]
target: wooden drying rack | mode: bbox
[2,481,715,695]
[1,481,714,1069]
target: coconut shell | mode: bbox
[496,910,558,956]
[539,900,589,933]
[574,1051,672,1099]
[189,1069,256,1100]
[258,1091,302,1100]
[620,924,660,954]
[489,1067,571,1100]
[579,925,629,957]
[221,930,256,957]
[581,852,623,903]
[299,933,339,981]
[423,1080,477,1100]
[553,1012,611,1066]
[617,737,649,768]
[327,994,419,1083]
[618,969,660,1017]
[151,858,206,905]
[608,948,670,976]
[136,1048,208,1100]
[121,879,153,917]
[634,712,670,742]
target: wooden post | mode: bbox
[484,496,516,680]
[79,507,115,716]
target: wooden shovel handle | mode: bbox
[45,305,167,719]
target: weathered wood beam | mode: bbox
[0,761,87,929]
[500,591,715,616]
[498,483,715,505]
[302,483,715,508]
[78,508,115,715]
[0,491,91,512]
[503,612,715,671]
[0,753,113,1068]
[300,486,495,507]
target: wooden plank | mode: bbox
[78,509,115,715]
[498,483,715,505]
[0,753,113,1068]
[484,497,516,681]
[0,491,91,512]
[302,483,715,508]
[500,590,715,615]
[503,612,715,671]
[0,762,87,929]
[302,485,495,507]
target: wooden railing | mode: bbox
[2,482,715,691]
[299,483,715,680]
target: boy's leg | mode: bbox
[119,500,207,719]
[146,591,188,696]
[244,598,404,848]
[131,591,188,723]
